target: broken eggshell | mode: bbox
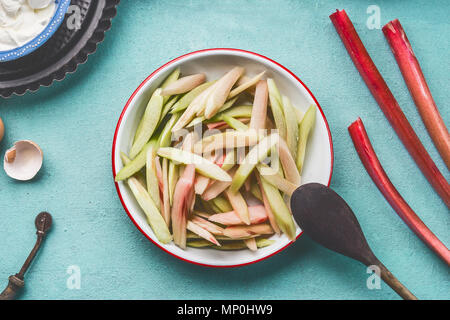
[4,140,43,181]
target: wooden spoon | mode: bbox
[0,212,52,300]
[291,183,417,300]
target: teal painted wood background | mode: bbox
[0,0,448,299]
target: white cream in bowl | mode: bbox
[0,0,55,51]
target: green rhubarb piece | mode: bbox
[210,105,252,122]
[146,145,161,210]
[221,149,236,171]
[129,89,164,159]
[187,238,274,250]
[115,140,156,181]
[187,239,214,248]
[160,95,179,123]
[119,152,146,187]
[127,177,172,244]
[186,116,205,128]
[230,134,279,192]
[171,81,215,113]
[216,97,239,113]
[160,67,180,104]
[260,177,296,240]
[249,183,263,201]
[158,113,181,148]
[157,147,232,182]
[267,79,287,140]
[281,95,299,158]
[222,115,248,131]
[255,238,275,248]
[168,161,178,206]
[296,105,316,173]
[211,196,233,212]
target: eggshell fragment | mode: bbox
[4,140,43,181]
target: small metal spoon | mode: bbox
[291,183,417,300]
[0,212,52,300]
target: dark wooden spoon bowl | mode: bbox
[291,183,417,300]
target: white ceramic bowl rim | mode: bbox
[112,48,334,268]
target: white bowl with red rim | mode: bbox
[112,48,333,267]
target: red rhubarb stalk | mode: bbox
[330,9,450,207]
[349,118,450,266]
[382,19,450,170]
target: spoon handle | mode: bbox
[376,261,417,300]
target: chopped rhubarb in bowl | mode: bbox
[112,48,333,267]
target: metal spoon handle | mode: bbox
[0,234,44,300]
[0,275,24,300]
[0,212,52,300]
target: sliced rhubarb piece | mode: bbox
[129,89,164,158]
[160,67,180,103]
[228,71,265,99]
[296,105,316,174]
[231,133,280,192]
[195,130,262,154]
[278,137,301,185]
[128,177,172,244]
[281,95,299,158]
[146,145,161,210]
[223,223,273,239]
[120,152,146,187]
[158,113,180,148]
[187,221,221,246]
[202,180,232,201]
[157,147,231,182]
[191,216,224,235]
[171,164,196,248]
[115,140,156,181]
[349,118,450,265]
[195,174,211,194]
[193,211,212,219]
[159,95,179,124]
[256,174,281,234]
[383,19,450,170]
[194,154,216,194]
[267,79,287,139]
[249,80,268,130]
[161,73,206,96]
[260,176,296,240]
[208,205,268,226]
[216,97,239,113]
[221,149,236,171]
[257,164,299,196]
[171,82,218,131]
[162,157,171,225]
[204,67,244,119]
[171,81,215,113]
[244,238,257,251]
[249,183,263,201]
[168,161,178,205]
[211,196,233,213]
[222,116,249,131]
[330,9,450,207]
[225,188,250,225]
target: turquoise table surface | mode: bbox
[0,0,448,300]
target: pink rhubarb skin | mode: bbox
[208,205,268,226]
[349,118,450,266]
[330,9,450,208]
[171,164,196,249]
[382,19,450,170]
